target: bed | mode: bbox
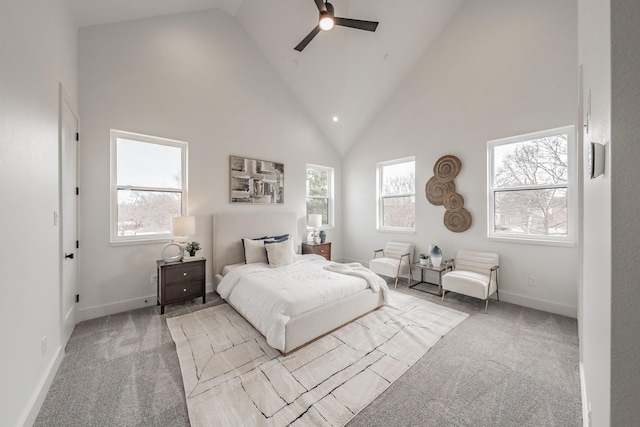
[213,212,387,354]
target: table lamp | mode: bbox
[161,216,195,262]
[307,214,322,244]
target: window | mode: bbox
[110,130,187,244]
[488,126,575,244]
[306,164,333,227]
[377,157,415,231]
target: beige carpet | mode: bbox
[167,291,468,427]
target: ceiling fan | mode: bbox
[294,0,379,52]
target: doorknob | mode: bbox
[65,253,74,259]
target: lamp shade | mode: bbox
[308,214,322,229]
[171,216,195,237]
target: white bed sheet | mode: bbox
[217,254,386,351]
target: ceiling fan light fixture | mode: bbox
[319,13,334,31]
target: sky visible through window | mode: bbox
[117,138,182,189]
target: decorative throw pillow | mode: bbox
[242,234,290,263]
[265,239,294,267]
[242,238,269,264]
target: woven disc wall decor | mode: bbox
[426,154,472,232]
[444,208,472,232]
[433,155,462,182]
[442,192,464,213]
[425,177,456,206]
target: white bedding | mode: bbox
[217,254,388,351]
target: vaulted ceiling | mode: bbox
[68,0,465,153]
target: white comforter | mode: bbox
[217,255,388,351]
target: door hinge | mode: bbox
[75,187,79,195]
[76,132,79,141]
[76,240,79,249]
[75,294,79,303]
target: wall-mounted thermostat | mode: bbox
[588,142,605,179]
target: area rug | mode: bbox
[167,291,468,427]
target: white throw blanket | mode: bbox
[324,262,389,303]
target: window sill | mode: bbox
[377,227,416,235]
[487,235,575,247]
[110,237,171,247]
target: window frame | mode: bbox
[376,156,416,233]
[109,129,188,245]
[487,126,576,246]
[305,164,334,229]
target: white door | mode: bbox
[60,88,79,345]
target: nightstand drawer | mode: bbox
[164,281,203,301]
[165,263,203,284]
[302,242,331,261]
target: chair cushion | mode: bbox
[369,257,410,279]
[442,270,496,300]
[455,250,499,276]
[383,242,414,260]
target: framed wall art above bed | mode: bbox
[229,155,284,204]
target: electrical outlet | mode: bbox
[528,276,537,287]
[41,336,47,357]
[150,274,157,285]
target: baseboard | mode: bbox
[18,344,64,427]
[580,361,590,427]
[80,281,215,321]
[498,290,577,318]
[206,281,216,294]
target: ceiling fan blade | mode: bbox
[294,25,321,52]
[334,17,379,32]
[313,0,327,13]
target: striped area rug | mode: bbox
[167,291,468,427]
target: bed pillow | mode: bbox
[265,239,294,267]
[242,238,269,264]
[242,234,290,263]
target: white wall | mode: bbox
[0,1,78,426]
[343,0,579,317]
[610,1,640,425]
[578,0,611,424]
[78,9,341,320]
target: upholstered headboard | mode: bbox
[212,212,299,279]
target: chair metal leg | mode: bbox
[394,276,398,288]
[441,291,445,302]
[485,297,489,314]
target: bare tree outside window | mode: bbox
[489,128,573,241]
[306,165,332,226]
[378,158,415,230]
[111,130,187,243]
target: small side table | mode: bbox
[409,262,452,296]
[157,257,206,314]
[301,242,331,261]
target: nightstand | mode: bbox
[157,258,206,314]
[302,242,331,261]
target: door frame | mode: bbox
[59,83,79,346]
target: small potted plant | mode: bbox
[185,241,201,257]
[419,253,429,266]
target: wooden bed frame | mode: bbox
[212,212,385,354]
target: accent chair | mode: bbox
[369,242,414,288]
[441,249,500,313]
